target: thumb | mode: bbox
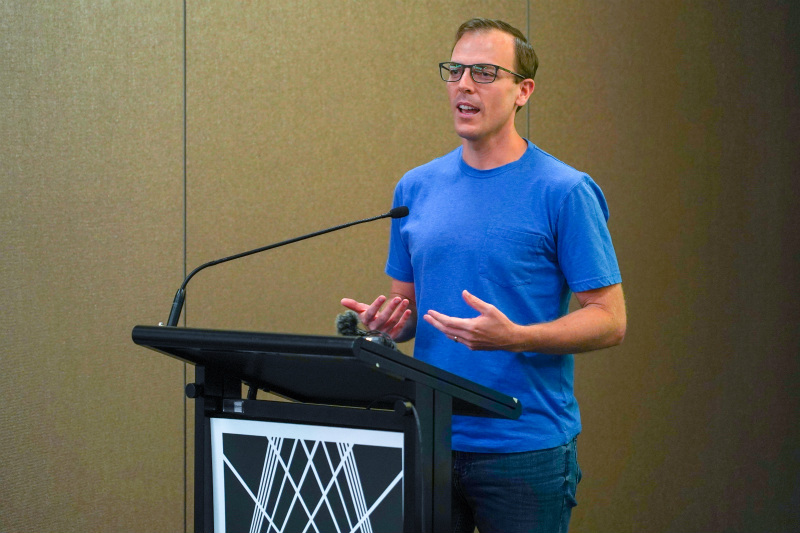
[462,290,493,313]
[341,298,368,313]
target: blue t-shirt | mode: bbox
[385,141,622,452]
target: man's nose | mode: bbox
[457,67,476,91]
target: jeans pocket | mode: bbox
[564,439,581,508]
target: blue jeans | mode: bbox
[451,438,581,533]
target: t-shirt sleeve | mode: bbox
[385,183,414,283]
[556,177,622,292]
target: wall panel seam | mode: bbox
[182,1,189,532]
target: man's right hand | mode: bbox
[341,278,417,341]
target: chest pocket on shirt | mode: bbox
[478,225,547,288]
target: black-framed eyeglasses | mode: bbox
[439,62,525,84]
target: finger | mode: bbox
[424,313,469,344]
[422,312,445,332]
[423,312,461,335]
[366,297,403,331]
[425,309,469,330]
[361,295,387,324]
[373,297,403,326]
[388,309,413,339]
[382,298,409,329]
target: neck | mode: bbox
[461,129,528,170]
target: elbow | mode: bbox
[609,316,627,347]
[598,308,626,349]
[611,327,626,347]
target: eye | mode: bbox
[474,64,496,81]
[441,62,463,81]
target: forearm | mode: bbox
[510,304,626,354]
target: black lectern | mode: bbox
[132,325,521,533]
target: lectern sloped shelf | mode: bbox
[132,325,521,533]
[132,325,521,418]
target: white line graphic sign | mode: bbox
[211,418,404,533]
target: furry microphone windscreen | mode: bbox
[336,310,364,337]
[335,310,398,350]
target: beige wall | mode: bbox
[2,1,798,532]
[2,1,186,531]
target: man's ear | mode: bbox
[516,79,535,108]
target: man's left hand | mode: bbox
[423,290,521,351]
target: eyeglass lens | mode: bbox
[441,63,498,83]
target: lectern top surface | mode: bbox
[132,325,521,420]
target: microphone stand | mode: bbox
[165,206,408,327]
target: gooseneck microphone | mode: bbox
[165,206,409,327]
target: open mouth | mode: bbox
[457,103,480,115]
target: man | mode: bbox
[342,18,625,533]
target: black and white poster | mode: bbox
[211,417,404,533]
